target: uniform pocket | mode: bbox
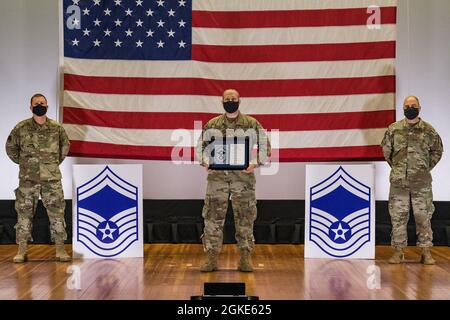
[393,135,407,150]
[40,151,59,164]
[201,195,211,219]
[249,199,257,221]
[40,129,60,163]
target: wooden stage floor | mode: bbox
[0,244,449,300]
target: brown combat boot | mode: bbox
[388,247,404,264]
[200,252,218,272]
[420,247,435,265]
[238,250,253,272]
[13,242,28,263]
[55,243,71,262]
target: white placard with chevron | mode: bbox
[72,165,143,259]
[305,165,375,259]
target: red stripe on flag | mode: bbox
[192,7,397,28]
[69,141,177,161]
[64,74,395,97]
[192,41,396,63]
[254,110,395,131]
[63,107,395,131]
[68,141,384,162]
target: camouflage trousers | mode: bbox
[14,180,67,244]
[388,184,434,248]
[201,171,257,254]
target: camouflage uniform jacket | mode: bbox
[381,118,443,187]
[196,112,271,167]
[5,118,70,182]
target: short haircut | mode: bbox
[30,93,47,105]
[222,89,240,99]
[404,95,420,105]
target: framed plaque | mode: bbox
[208,137,250,170]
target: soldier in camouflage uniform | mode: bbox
[5,93,71,263]
[196,89,271,272]
[381,96,443,265]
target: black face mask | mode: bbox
[32,104,48,117]
[223,101,239,113]
[404,107,419,120]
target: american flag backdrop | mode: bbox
[62,0,396,161]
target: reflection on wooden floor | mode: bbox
[0,244,449,300]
